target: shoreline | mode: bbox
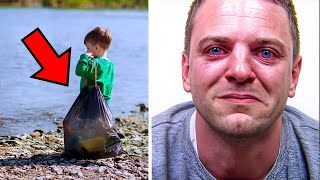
[0,112,148,179]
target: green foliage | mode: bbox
[0,0,148,9]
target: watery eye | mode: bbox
[211,47,221,55]
[261,50,272,58]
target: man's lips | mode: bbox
[218,93,261,103]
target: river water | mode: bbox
[0,8,148,135]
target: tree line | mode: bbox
[0,0,148,9]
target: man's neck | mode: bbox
[196,112,282,179]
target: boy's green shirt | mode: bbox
[75,54,114,104]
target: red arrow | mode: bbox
[21,28,71,86]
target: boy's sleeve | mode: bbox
[109,63,114,85]
[104,62,115,100]
[75,54,95,79]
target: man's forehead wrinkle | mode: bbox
[215,14,272,22]
[216,5,280,21]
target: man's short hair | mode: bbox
[184,0,300,60]
[84,27,112,50]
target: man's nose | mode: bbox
[225,45,256,83]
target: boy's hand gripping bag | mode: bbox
[63,58,122,159]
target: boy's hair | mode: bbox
[84,27,112,50]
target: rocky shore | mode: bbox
[0,112,148,179]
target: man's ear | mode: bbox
[289,55,302,98]
[182,51,191,92]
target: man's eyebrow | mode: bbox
[255,38,287,54]
[198,36,231,47]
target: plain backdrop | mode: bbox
[149,0,319,120]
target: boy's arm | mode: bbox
[75,54,95,79]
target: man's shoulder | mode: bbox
[284,105,319,130]
[281,106,319,178]
[152,101,195,128]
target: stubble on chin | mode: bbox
[195,98,279,142]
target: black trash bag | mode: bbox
[63,86,122,159]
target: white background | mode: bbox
[149,0,319,120]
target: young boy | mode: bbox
[75,27,114,104]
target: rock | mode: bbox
[114,154,126,161]
[47,112,55,116]
[57,124,63,128]
[34,129,44,134]
[30,145,46,150]
[136,103,148,112]
[51,166,62,175]
[134,162,142,167]
[10,135,21,140]
[5,140,22,145]
[69,158,77,163]
[123,171,133,176]
[36,176,45,180]
[133,136,142,141]
[70,169,79,175]
[30,131,41,138]
[17,168,27,173]
[96,167,105,173]
[77,171,84,177]
[140,128,148,134]
[115,170,122,175]
[20,133,31,140]
[124,131,134,136]
[107,163,114,168]
[117,132,125,138]
[116,163,123,169]
[141,167,148,173]
[63,169,70,173]
[47,136,59,143]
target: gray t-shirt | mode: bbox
[152,101,319,179]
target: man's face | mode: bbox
[182,0,302,138]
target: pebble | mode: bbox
[30,131,41,138]
[5,140,22,145]
[96,167,105,173]
[107,163,114,168]
[51,166,62,175]
[36,176,45,180]
[77,171,84,177]
[115,170,122,175]
[57,124,63,128]
[133,136,143,141]
[116,163,124,169]
[70,169,79,175]
[47,112,55,115]
[123,171,133,176]
[140,129,148,134]
[141,168,148,173]
[0,147,9,150]
[17,168,27,173]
